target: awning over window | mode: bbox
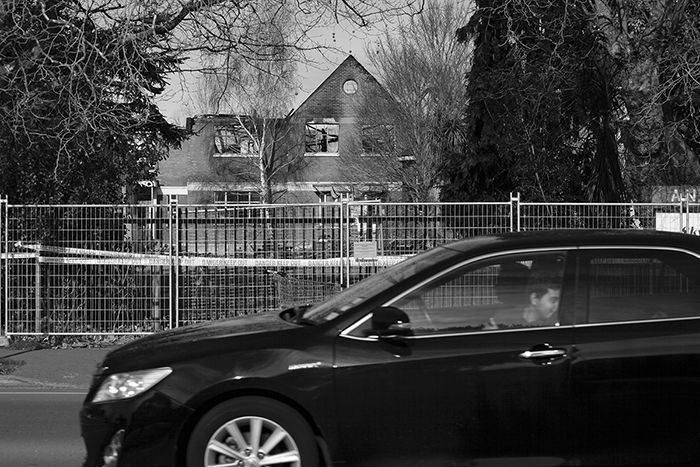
[313,184,354,199]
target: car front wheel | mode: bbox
[186,396,320,467]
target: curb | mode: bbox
[0,347,112,391]
[0,374,83,390]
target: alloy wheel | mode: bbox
[204,416,301,467]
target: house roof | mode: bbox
[292,55,385,117]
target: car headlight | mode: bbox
[92,367,172,403]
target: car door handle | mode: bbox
[519,348,567,360]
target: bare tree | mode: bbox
[0,0,424,203]
[130,0,426,95]
[346,0,473,202]
[189,1,304,203]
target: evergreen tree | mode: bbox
[446,0,700,202]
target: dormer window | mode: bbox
[305,119,339,155]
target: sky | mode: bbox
[155,23,382,126]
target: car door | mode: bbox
[333,249,579,467]
[571,247,700,465]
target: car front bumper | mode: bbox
[80,390,194,467]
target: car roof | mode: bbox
[438,229,700,256]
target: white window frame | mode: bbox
[214,191,261,205]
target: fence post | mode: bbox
[339,200,344,288]
[0,196,8,343]
[168,199,173,329]
[170,198,179,328]
[149,199,162,332]
[35,244,41,333]
[510,192,521,232]
[344,201,351,288]
[681,196,689,233]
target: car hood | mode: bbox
[102,312,299,371]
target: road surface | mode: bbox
[0,391,87,467]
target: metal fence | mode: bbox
[1,195,697,335]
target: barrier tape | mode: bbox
[34,256,407,267]
[0,252,38,260]
[10,242,411,268]
[14,242,162,258]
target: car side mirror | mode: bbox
[366,306,413,338]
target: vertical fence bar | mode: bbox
[172,199,179,327]
[167,200,173,329]
[1,196,6,339]
[166,199,172,328]
[690,202,700,235]
[151,201,162,332]
[34,247,41,333]
[339,200,344,288]
[510,192,520,232]
[344,201,351,288]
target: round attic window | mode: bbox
[343,79,358,94]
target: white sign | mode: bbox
[655,213,700,234]
[353,241,378,258]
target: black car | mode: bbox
[80,230,700,467]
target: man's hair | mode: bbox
[528,280,560,298]
[528,271,561,298]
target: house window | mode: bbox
[214,191,261,204]
[214,126,255,157]
[361,124,395,155]
[239,139,255,155]
[343,79,358,94]
[305,120,339,155]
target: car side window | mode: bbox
[385,251,567,336]
[585,249,700,323]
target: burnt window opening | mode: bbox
[305,121,339,154]
[214,126,255,156]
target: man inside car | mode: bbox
[484,276,561,329]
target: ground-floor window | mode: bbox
[214,191,261,204]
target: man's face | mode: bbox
[531,288,560,320]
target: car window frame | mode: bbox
[576,245,700,327]
[340,247,578,341]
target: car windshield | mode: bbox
[301,245,458,324]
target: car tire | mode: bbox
[186,396,320,467]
